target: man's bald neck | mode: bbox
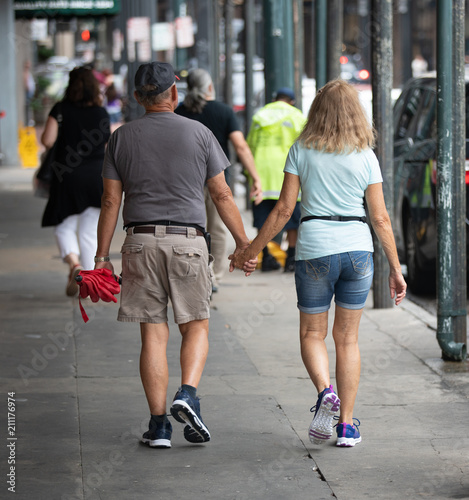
[134,85,178,114]
[144,100,175,114]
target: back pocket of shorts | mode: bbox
[169,246,203,281]
[305,256,331,279]
[349,251,372,276]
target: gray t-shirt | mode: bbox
[103,112,230,228]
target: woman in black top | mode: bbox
[41,66,110,295]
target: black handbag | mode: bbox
[33,104,63,198]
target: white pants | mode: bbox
[54,207,100,270]
[204,186,227,285]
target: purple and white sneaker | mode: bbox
[336,419,361,447]
[308,385,341,445]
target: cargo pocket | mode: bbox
[121,243,144,280]
[169,246,204,281]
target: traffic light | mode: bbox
[81,29,91,42]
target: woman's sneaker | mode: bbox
[170,388,211,443]
[308,385,341,445]
[336,419,362,447]
[141,418,172,448]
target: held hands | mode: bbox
[389,269,407,306]
[228,243,258,276]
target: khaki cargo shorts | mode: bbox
[117,225,212,324]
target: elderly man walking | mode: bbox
[94,62,255,448]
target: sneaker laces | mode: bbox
[333,417,361,429]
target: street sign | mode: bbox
[175,16,194,49]
[152,22,175,52]
[14,0,121,18]
[127,17,151,63]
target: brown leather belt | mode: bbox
[130,225,204,237]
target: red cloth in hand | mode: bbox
[76,269,121,322]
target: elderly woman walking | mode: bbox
[231,79,407,447]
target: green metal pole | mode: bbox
[263,0,295,102]
[212,0,222,99]
[244,0,255,210]
[315,0,327,91]
[293,0,304,111]
[451,0,467,348]
[371,0,394,309]
[326,0,343,81]
[245,0,255,135]
[436,0,466,360]
[173,0,188,71]
[224,0,234,106]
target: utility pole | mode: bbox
[292,0,304,111]
[195,0,218,81]
[315,0,327,91]
[263,0,295,103]
[451,0,467,350]
[397,0,412,84]
[326,0,343,81]
[244,0,255,135]
[0,1,18,165]
[173,0,188,71]
[224,0,234,106]
[435,0,466,360]
[371,0,394,309]
[212,1,223,99]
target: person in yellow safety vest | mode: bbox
[247,87,306,272]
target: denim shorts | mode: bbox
[295,251,374,314]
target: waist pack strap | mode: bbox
[300,215,367,223]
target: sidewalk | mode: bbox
[0,166,468,500]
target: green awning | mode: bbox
[14,0,121,18]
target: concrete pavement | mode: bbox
[0,165,468,500]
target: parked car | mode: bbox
[391,75,469,293]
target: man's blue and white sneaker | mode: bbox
[336,419,361,447]
[141,418,172,448]
[170,387,211,443]
[308,385,341,445]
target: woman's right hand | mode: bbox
[389,269,407,306]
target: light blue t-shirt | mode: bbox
[284,143,383,260]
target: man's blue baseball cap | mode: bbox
[275,87,296,100]
[135,62,179,96]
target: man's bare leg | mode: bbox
[140,322,170,415]
[179,319,209,387]
[170,319,211,443]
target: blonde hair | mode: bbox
[298,79,375,154]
